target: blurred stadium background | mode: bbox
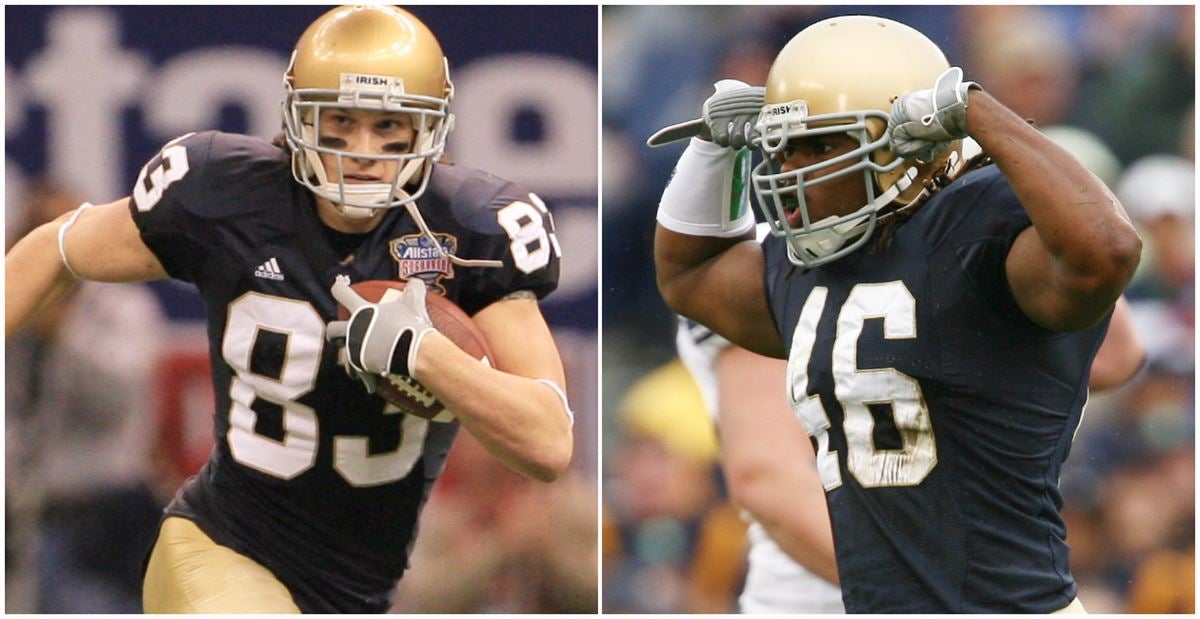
[603,5,1194,613]
[5,6,597,613]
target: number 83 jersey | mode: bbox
[128,131,560,612]
[764,165,1109,613]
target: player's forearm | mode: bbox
[725,462,839,585]
[966,91,1141,296]
[5,220,78,337]
[415,334,573,482]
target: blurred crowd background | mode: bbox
[6,6,597,613]
[603,5,1194,613]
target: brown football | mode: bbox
[336,280,493,422]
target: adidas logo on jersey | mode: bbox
[254,257,285,281]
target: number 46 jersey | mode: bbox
[128,131,560,612]
[764,165,1109,613]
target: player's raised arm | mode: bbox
[889,70,1142,331]
[654,82,784,358]
[5,198,167,337]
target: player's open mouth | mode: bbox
[786,206,808,228]
[781,195,807,227]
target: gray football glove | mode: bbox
[326,275,436,393]
[701,79,766,150]
[889,67,980,161]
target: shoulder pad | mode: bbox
[919,164,1026,250]
[134,131,292,220]
[427,164,534,235]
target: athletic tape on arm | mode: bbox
[657,138,755,237]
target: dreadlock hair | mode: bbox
[866,149,996,255]
[868,117,1041,255]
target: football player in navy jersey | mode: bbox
[654,16,1140,613]
[7,5,573,613]
[674,296,1140,614]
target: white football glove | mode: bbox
[889,67,980,162]
[326,275,436,393]
[701,79,766,150]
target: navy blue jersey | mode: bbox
[764,165,1108,613]
[129,131,559,612]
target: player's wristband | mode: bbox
[657,137,755,237]
[57,202,95,279]
[536,378,575,427]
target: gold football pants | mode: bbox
[143,516,300,613]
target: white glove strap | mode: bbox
[535,378,574,427]
[57,202,95,279]
[404,327,432,378]
[657,138,755,237]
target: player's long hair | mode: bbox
[869,117,1046,254]
[866,150,995,255]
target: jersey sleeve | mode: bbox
[126,131,217,283]
[933,166,1036,325]
[449,176,562,315]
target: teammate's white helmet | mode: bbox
[282,5,453,217]
[752,15,961,268]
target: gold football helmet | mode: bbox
[283,5,453,217]
[751,15,962,268]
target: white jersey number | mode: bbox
[133,133,195,212]
[497,193,563,274]
[222,293,428,487]
[787,281,936,489]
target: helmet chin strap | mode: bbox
[793,215,871,259]
[325,184,395,220]
[337,206,380,221]
[790,165,919,262]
